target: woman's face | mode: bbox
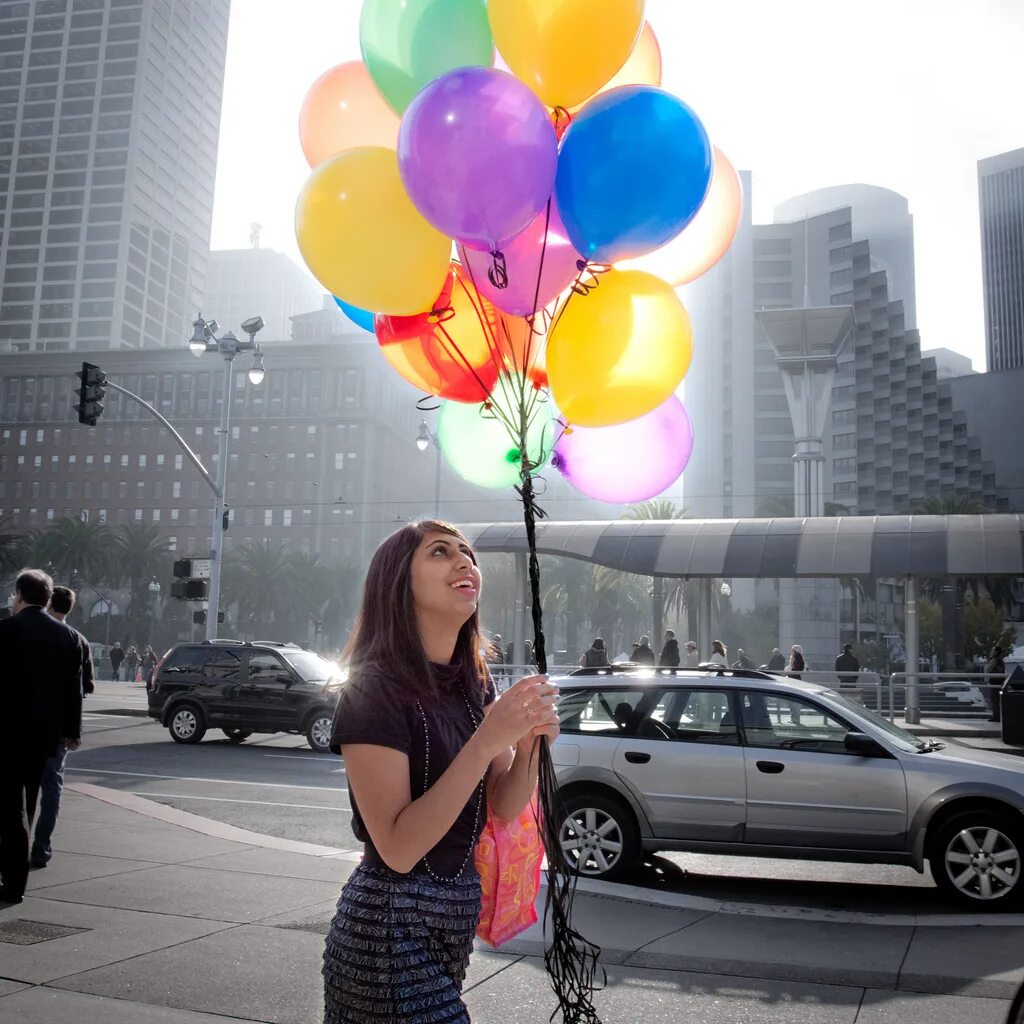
[409,530,482,626]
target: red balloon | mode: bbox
[376,263,504,403]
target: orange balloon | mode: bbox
[299,61,400,168]
[569,21,662,113]
[618,146,744,286]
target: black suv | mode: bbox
[147,640,342,752]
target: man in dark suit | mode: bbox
[0,569,83,904]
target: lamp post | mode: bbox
[147,577,161,643]
[189,314,266,640]
[415,419,441,517]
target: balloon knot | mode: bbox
[487,250,508,290]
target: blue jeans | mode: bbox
[31,742,66,866]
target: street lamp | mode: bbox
[188,313,265,640]
[416,418,441,517]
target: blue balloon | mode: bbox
[334,296,376,333]
[555,87,713,265]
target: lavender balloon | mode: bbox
[457,199,582,316]
[398,67,558,251]
[553,397,694,504]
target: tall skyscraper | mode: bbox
[0,0,230,354]
[206,248,324,343]
[978,146,1024,371]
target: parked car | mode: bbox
[929,681,988,708]
[147,640,342,751]
[551,665,1024,908]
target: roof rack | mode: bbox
[568,665,776,681]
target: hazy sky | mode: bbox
[210,0,1024,370]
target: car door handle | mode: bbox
[624,751,651,764]
[756,760,785,774]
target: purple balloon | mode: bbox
[398,67,558,251]
[457,198,582,316]
[553,397,694,504]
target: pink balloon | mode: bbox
[618,146,743,286]
[553,396,693,504]
[457,200,582,316]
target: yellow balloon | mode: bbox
[547,269,692,427]
[489,0,645,109]
[568,20,661,113]
[295,147,450,316]
[618,146,744,286]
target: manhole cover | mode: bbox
[0,919,91,945]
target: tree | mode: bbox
[963,592,1016,661]
[624,499,690,644]
[916,597,943,661]
[914,494,988,515]
[20,517,117,586]
[110,523,174,645]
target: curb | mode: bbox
[67,783,1024,928]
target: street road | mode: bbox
[72,683,1021,917]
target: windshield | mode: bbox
[823,691,924,753]
[283,651,341,683]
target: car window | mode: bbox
[161,647,209,674]
[740,691,852,754]
[249,652,285,681]
[204,649,242,681]
[661,688,739,745]
[283,650,338,682]
[557,688,668,737]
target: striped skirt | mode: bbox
[323,863,482,1024]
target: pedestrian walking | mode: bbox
[731,648,756,670]
[0,570,83,904]
[985,645,1006,722]
[633,635,655,666]
[322,521,557,1023]
[109,640,124,681]
[579,637,609,668]
[788,644,806,679]
[683,640,700,667]
[141,645,158,687]
[659,629,680,667]
[708,640,729,667]
[766,647,786,672]
[30,586,93,871]
[835,643,860,689]
[124,645,139,682]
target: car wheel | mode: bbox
[306,712,333,753]
[222,728,252,744]
[558,792,640,881]
[928,810,1024,909]
[168,703,206,745]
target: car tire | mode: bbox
[168,703,206,745]
[306,711,333,753]
[222,728,252,744]
[928,809,1024,909]
[558,792,640,882]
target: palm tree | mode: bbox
[914,494,988,515]
[540,556,595,662]
[624,499,690,645]
[110,523,174,645]
[591,566,649,658]
[26,516,117,585]
[223,541,299,639]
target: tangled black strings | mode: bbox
[519,460,604,1024]
[488,249,508,289]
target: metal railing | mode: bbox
[885,671,1002,723]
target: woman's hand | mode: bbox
[477,674,559,757]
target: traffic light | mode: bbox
[172,558,212,601]
[193,610,225,625]
[171,578,208,600]
[74,361,106,426]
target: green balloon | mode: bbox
[359,0,493,116]
[438,397,551,490]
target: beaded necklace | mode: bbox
[414,683,487,882]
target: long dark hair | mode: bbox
[344,520,489,704]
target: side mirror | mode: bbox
[276,672,293,686]
[845,731,885,757]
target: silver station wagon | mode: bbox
[551,666,1024,908]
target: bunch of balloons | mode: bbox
[295,0,743,506]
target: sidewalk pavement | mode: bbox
[1,786,1021,1024]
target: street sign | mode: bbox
[190,558,212,579]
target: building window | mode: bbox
[138,454,147,469]
[172,481,181,498]
[283,509,292,526]
[174,454,182,470]
[264,510,273,527]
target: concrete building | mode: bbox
[978,146,1024,372]
[922,347,975,380]
[0,0,230,354]
[206,248,323,344]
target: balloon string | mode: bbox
[521,197,553,383]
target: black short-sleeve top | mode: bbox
[329,660,497,878]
